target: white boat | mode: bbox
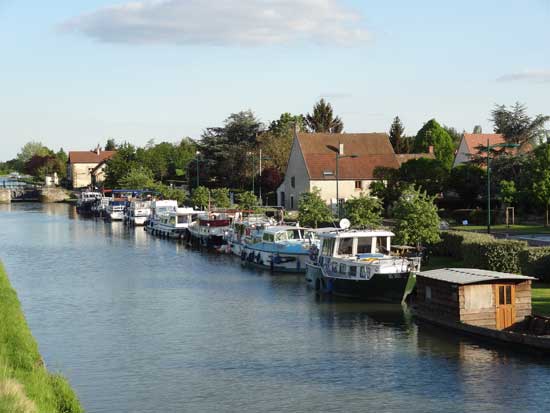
[305,227,421,302]
[76,191,103,215]
[105,200,126,221]
[151,207,203,238]
[125,200,151,226]
[226,215,276,256]
[91,196,111,217]
[188,213,232,249]
[240,225,318,273]
[145,200,178,232]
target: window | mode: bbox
[425,286,432,301]
[177,215,187,224]
[280,192,285,207]
[337,238,354,256]
[374,237,389,254]
[349,266,357,277]
[355,180,362,190]
[263,233,275,242]
[291,176,295,188]
[357,237,373,254]
[290,196,294,209]
[322,239,335,256]
[286,229,302,240]
[506,286,512,304]
[360,267,367,278]
[339,264,347,274]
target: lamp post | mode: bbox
[191,151,208,189]
[482,140,519,234]
[327,145,358,218]
[247,150,272,205]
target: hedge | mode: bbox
[520,247,550,281]
[433,231,550,280]
[461,238,527,274]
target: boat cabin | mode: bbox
[262,226,307,243]
[319,230,394,259]
[416,268,535,330]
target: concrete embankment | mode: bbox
[0,262,83,413]
[39,188,71,203]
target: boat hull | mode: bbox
[306,264,415,303]
[241,246,308,273]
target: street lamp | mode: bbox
[247,150,272,205]
[481,140,519,234]
[326,145,358,218]
[191,151,209,189]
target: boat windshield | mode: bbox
[357,237,373,254]
[337,237,354,256]
[285,229,302,240]
[375,237,390,254]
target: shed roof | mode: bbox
[296,133,399,179]
[418,268,536,285]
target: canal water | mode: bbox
[1,203,550,413]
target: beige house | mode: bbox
[276,132,400,210]
[67,147,116,188]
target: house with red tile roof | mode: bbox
[453,133,530,167]
[276,131,418,210]
[67,146,116,188]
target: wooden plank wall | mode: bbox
[459,285,496,329]
[515,281,532,322]
[416,277,460,322]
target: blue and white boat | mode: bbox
[226,215,276,256]
[240,226,318,273]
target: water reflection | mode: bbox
[1,203,550,413]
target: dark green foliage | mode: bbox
[431,231,493,259]
[461,238,527,273]
[344,194,383,228]
[371,166,408,211]
[191,186,210,209]
[238,191,259,211]
[448,164,485,208]
[199,111,264,189]
[389,116,408,153]
[393,187,441,246]
[529,143,550,225]
[105,138,117,151]
[304,99,344,133]
[413,119,455,169]
[491,102,549,147]
[399,158,449,196]
[520,247,550,281]
[0,262,83,412]
[443,125,462,148]
[119,166,155,189]
[473,125,483,134]
[211,188,231,209]
[298,187,333,228]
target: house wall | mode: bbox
[92,164,108,185]
[459,285,496,328]
[276,137,309,210]
[309,179,376,206]
[453,137,471,167]
[514,281,532,321]
[70,163,98,188]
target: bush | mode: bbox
[462,238,527,273]
[431,230,494,259]
[520,247,550,281]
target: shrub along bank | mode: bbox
[433,231,550,281]
[0,262,83,413]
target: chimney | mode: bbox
[428,145,434,154]
[293,122,300,135]
[339,143,344,155]
[95,144,101,155]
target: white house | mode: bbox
[67,146,116,189]
[276,132,401,210]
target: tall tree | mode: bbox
[344,194,383,229]
[298,187,333,228]
[393,187,441,247]
[257,113,304,174]
[199,111,264,188]
[304,99,344,133]
[448,164,485,208]
[17,141,52,165]
[491,102,549,147]
[389,116,407,153]
[105,139,117,151]
[399,158,449,196]
[443,125,462,149]
[413,119,455,169]
[473,125,483,134]
[528,143,550,226]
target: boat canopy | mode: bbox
[318,229,395,239]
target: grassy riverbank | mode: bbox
[0,262,83,413]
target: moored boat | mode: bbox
[145,200,178,232]
[105,200,126,221]
[125,200,151,226]
[152,207,202,238]
[306,228,420,302]
[76,191,103,215]
[188,213,232,250]
[226,215,276,256]
[240,225,316,273]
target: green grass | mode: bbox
[0,262,83,413]
[450,224,550,235]
[422,256,466,271]
[532,283,550,317]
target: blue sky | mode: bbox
[1,0,549,160]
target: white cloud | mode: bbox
[60,0,368,46]
[497,70,550,83]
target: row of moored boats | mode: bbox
[76,191,422,303]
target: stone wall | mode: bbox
[39,188,70,203]
[0,189,11,204]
